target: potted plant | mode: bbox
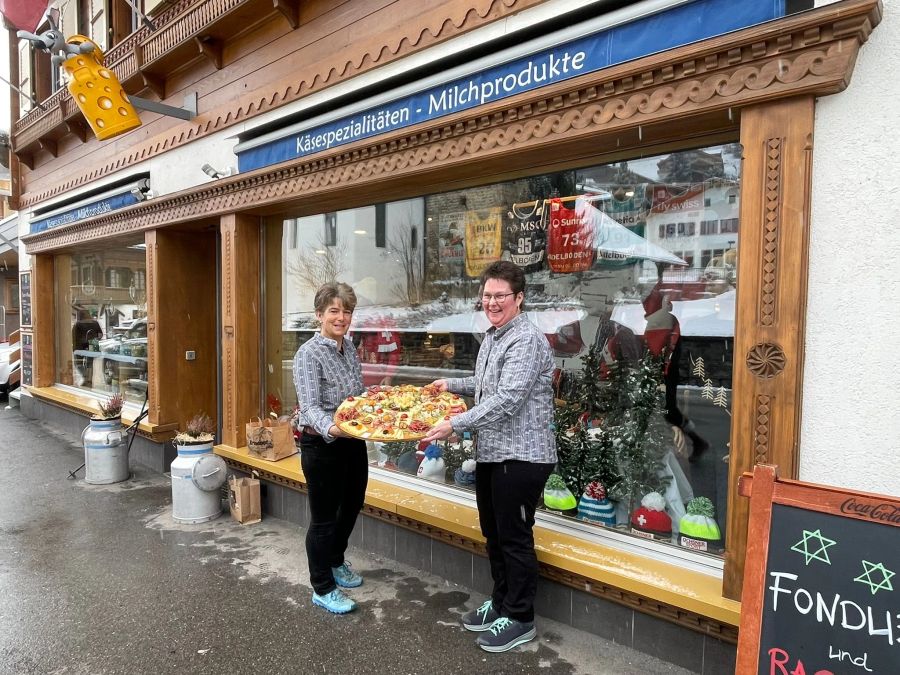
[171,413,226,524]
[83,392,129,485]
[93,392,124,422]
[174,413,215,452]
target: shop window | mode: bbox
[267,143,740,559]
[54,242,148,406]
[324,213,337,247]
[375,204,386,248]
[720,218,740,234]
[700,220,719,235]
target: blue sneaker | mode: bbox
[312,588,357,614]
[332,561,363,588]
[461,599,500,632]
[476,617,537,652]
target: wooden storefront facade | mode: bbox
[9,0,883,666]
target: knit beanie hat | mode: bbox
[630,492,672,538]
[577,481,616,526]
[417,444,446,482]
[454,459,477,487]
[678,497,721,551]
[543,474,578,511]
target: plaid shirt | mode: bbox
[293,333,364,443]
[447,313,557,463]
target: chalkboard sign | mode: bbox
[19,271,32,328]
[736,465,900,675]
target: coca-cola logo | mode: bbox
[840,497,900,524]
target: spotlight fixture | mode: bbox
[201,163,235,179]
[130,178,155,202]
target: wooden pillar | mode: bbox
[146,229,218,429]
[723,96,814,600]
[31,255,56,387]
[220,214,261,447]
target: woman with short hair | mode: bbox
[424,260,557,653]
[292,282,368,614]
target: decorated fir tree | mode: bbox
[603,352,671,510]
[554,345,621,497]
[554,344,670,511]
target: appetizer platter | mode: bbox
[334,384,467,441]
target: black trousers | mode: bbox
[475,460,555,623]
[300,434,368,595]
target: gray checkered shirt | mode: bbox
[447,313,557,463]
[293,333,364,443]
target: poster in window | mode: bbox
[465,207,502,277]
[505,203,546,273]
[438,211,465,265]
[546,198,595,273]
[19,271,32,328]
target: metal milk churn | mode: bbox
[171,441,227,524]
[82,417,130,484]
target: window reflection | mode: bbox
[268,143,740,557]
[54,243,148,405]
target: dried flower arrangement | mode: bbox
[174,413,215,445]
[94,393,124,420]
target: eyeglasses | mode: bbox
[481,292,517,304]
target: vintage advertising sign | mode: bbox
[438,211,465,264]
[736,465,900,675]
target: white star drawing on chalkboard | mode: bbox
[854,560,895,595]
[790,529,836,565]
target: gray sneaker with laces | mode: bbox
[461,599,500,632]
[332,561,363,588]
[476,617,537,652]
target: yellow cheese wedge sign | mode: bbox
[62,36,141,141]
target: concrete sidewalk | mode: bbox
[0,404,694,674]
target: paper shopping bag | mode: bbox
[246,417,297,461]
[228,475,262,525]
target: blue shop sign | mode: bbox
[30,190,141,234]
[237,0,785,172]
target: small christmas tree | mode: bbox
[604,352,671,511]
[554,344,621,497]
[554,344,670,512]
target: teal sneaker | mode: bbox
[461,599,500,632]
[312,588,357,614]
[332,561,363,588]
[476,617,537,652]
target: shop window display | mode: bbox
[267,143,740,558]
[54,242,148,405]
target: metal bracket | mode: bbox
[129,92,197,121]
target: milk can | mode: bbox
[82,417,130,484]
[171,441,227,524]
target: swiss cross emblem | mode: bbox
[637,514,647,526]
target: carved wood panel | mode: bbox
[724,97,815,601]
[220,214,261,447]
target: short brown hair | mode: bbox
[313,282,357,314]
[480,260,525,296]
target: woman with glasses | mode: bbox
[423,260,557,653]
[292,282,367,615]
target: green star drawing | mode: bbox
[854,561,895,596]
[790,529,836,565]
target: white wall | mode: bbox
[801,0,900,496]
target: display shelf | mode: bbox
[73,350,147,364]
